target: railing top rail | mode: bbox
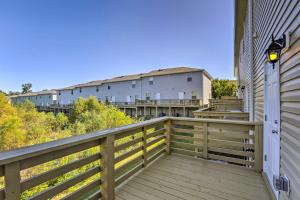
[169,117,262,126]
[0,116,262,166]
[0,117,169,166]
[193,111,249,115]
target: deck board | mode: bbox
[116,154,270,200]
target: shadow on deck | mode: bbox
[116,154,270,200]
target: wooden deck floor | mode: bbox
[116,154,270,200]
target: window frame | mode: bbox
[187,74,192,82]
[149,77,154,85]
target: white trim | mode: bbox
[248,0,254,121]
[263,62,281,200]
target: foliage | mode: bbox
[0,90,6,95]
[0,95,135,199]
[211,79,237,99]
[70,97,134,133]
[0,95,134,150]
[21,83,32,94]
[0,93,24,150]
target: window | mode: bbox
[36,96,38,99]
[132,81,136,88]
[149,77,154,85]
[187,74,192,82]
[145,92,151,100]
[71,90,73,95]
[59,91,61,95]
[191,91,197,99]
[108,85,111,90]
[49,95,51,98]
[79,88,82,93]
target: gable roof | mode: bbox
[9,90,57,98]
[59,67,212,90]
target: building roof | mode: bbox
[59,67,213,90]
[9,90,57,98]
[143,67,201,77]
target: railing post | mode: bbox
[100,135,115,200]
[203,122,208,159]
[142,127,148,167]
[164,120,171,155]
[4,161,21,200]
[254,124,263,172]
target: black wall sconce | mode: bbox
[265,34,286,67]
[240,85,245,93]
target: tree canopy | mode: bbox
[0,95,134,151]
[0,95,136,198]
[0,90,6,95]
[21,83,33,94]
[212,79,237,99]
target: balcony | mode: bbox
[0,117,270,200]
[209,97,244,112]
[193,110,250,120]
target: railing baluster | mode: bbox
[254,124,263,172]
[203,122,208,159]
[164,120,171,155]
[142,127,147,167]
[4,161,21,200]
[100,135,115,200]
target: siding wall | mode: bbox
[140,72,203,100]
[238,0,300,199]
[202,74,212,104]
[11,94,56,106]
[57,72,208,105]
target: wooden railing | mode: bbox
[209,98,243,111]
[110,99,203,107]
[170,118,263,170]
[0,117,262,200]
[193,111,250,120]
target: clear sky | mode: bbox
[0,0,234,93]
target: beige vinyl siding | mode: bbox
[237,0,300,199]
[251,0,300,199]
[202,74,212,105]
[280,23,300,200]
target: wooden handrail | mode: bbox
[169,117,263,172]
[0,117,168,166]
[193,111,250,120]
[0,117,263,200]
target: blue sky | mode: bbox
[0,0,234,93]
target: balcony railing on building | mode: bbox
[109,99,203,107]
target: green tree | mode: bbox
[212,79,237,99]
[21,83,32,94]
[0,95,136,198]
[0,93,25,150]
[71,96,134,134]
[0,90,6,95]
